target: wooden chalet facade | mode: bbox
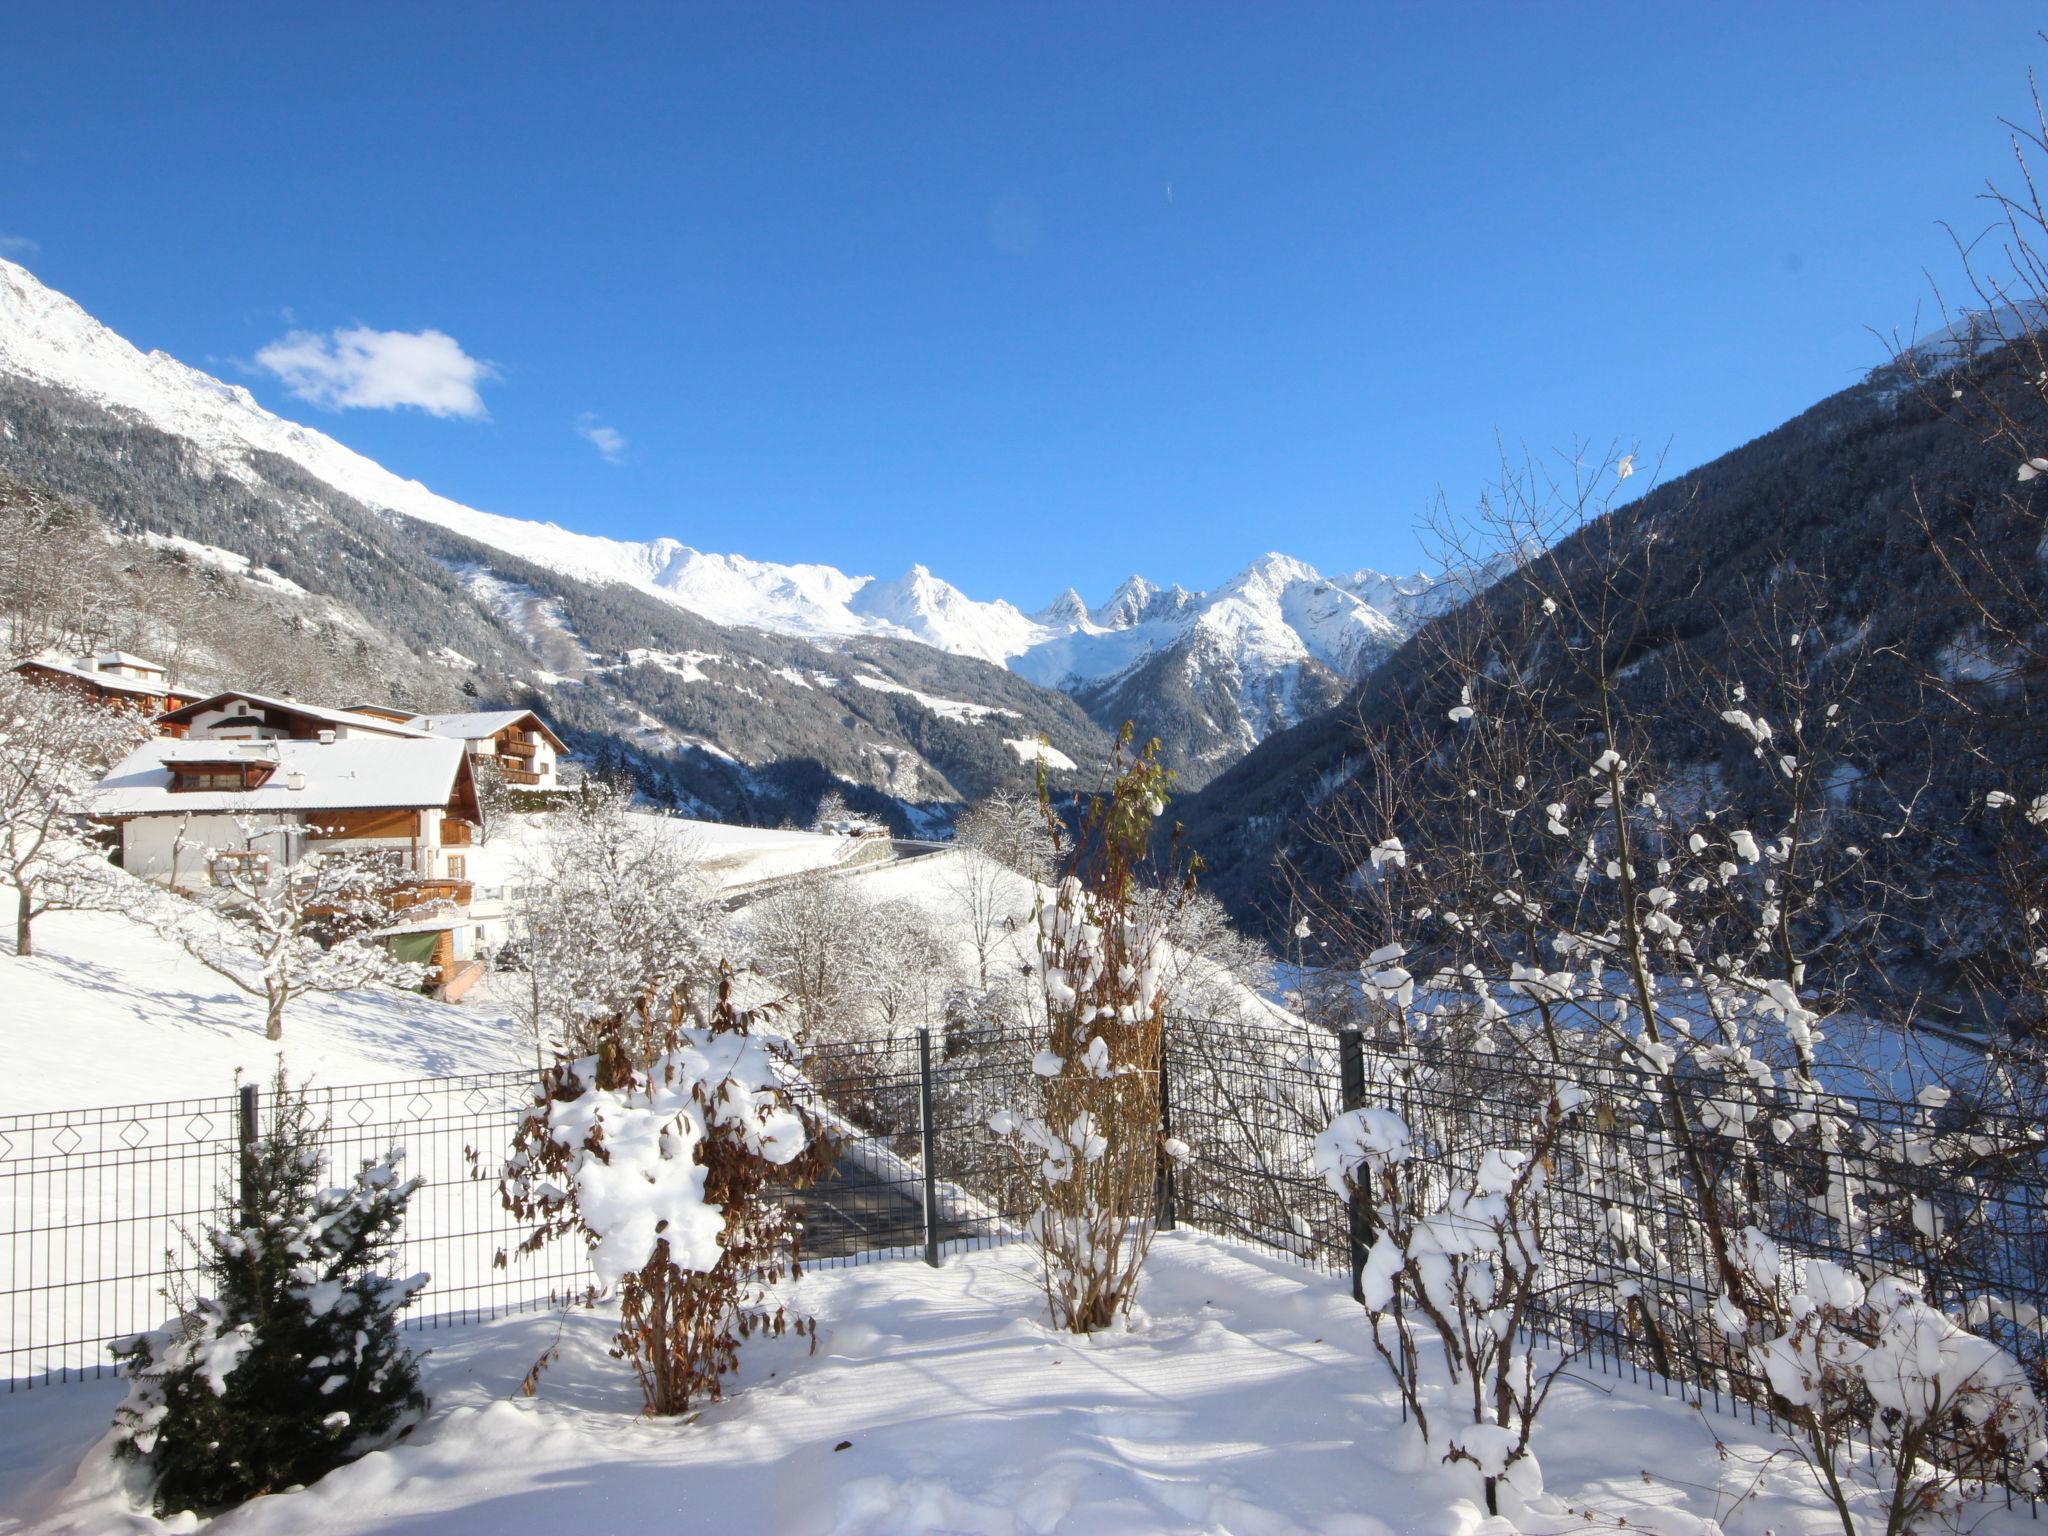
[153,690,435,745]
[11,651,204,715]
[89,694,491,1001]
[402,708,568,789]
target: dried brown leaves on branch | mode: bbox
[496,963,832,1416]
[990,726,1196,1333]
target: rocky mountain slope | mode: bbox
[1014,556,1445,777]
[0,259,1433,784]
[0,278,1117,830]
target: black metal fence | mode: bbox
[0,1026,1049,1387]
[5,1012,2047,1505]
[0,1071,595,1387]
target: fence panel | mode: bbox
[304,1072,588,1335]
[0,1093,239,1386]
[0,1069,591,1388]
[4,1014,2044,1508]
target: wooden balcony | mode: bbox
[385,878,474,912]
[501,766,543,786]
[498,737,538,760]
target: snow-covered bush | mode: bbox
[498,966,831,1415]
[988,731,1191,1333]
[109,1071,426,1515]
[1317,1083,1585,1515]
[1738,1235,2048,1536]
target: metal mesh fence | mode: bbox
[0,1073,593,1386]
[4,1012,2046,1507]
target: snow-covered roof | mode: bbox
[158,691,435,738]
[90,735,468,816]
[93,650,167,674]
[407,709,564,749]
[407,709,528,738]
[13,653,203,702]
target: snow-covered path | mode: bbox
[4,1231,2014,1536]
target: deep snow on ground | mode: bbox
[1,1232,2017,1536]
[0,813,857,1116]
[461,810,855,893]
[0,907,529,1115]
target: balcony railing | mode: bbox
[501,766,543,785]
[498,737,538,760]
[385,878,474,913]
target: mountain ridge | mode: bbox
[0,257,1434,774]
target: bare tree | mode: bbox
[938,847,1020,990]
[0,674,149,956]
[954,789,1054,882]
[508,782,725,1058]
[741,875,875,1044]
[157,828,426,1040]
[0,477,121,660]
[865,897,958,1033]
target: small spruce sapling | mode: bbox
[110,1070,427,1515]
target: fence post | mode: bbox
[1155,1030,1177,1232]
[237,1080,260,1226]
[1338,1029,1372,1305]
[916,1027,941,1268]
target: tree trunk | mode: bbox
[266,986,286,1041]
[14,886,30,958]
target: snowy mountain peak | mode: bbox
[1224,551,1325,597]
[846,565,1042,667]
[0,257,1446,769]
[1094,575,1161,630]
[1034,588,1092,626]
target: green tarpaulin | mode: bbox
[389,931,440,965]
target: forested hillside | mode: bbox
[1179,340,2048,1025]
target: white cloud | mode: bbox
[0,234,39,258]
[576,412,627,463]
[253,325,497,418]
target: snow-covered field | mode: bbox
[462,810,856,894]
[2,1230,2013,1536]
[0,908,528,1116]
[0,812,861,1117]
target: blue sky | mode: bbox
[1,4,2040,608]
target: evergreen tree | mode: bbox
[110,1072,428,1515]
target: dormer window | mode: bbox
[168,760,277,792]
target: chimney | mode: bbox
[317,729,336,745]
[285,770,307,791]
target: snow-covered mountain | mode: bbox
[1008,554,1444,769]
[0,257,1432,776]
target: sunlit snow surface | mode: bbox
[5,1231,2027,1535]
[0,814,856,1114]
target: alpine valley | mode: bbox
[0,257,1438,827]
